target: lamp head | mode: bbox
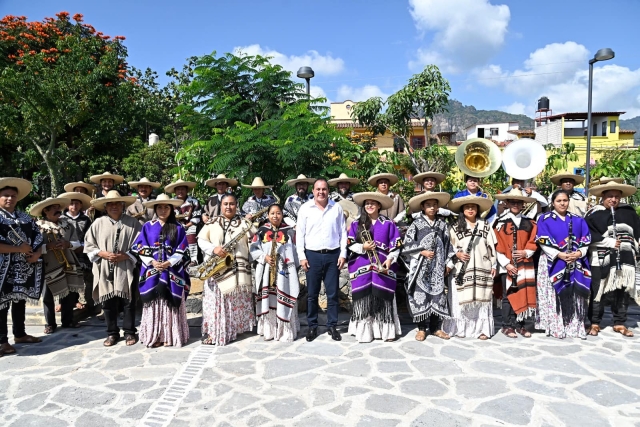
[296,66,315,79]
[594,48,615,62]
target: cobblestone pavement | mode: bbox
[1,308,639,427]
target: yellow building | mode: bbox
[330,100,431,153]
[534,111,636,174]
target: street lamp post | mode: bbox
[585,48,615,191]
[297,66,315,96]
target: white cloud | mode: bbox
[234,44,345,76]
[408,0,510,73]
[501,102,527,115]
[336,85,388,102]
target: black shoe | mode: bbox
[306,327,318,342]
[327,326,342,341]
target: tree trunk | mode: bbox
[423,120,430,147]
[30,132,61,197]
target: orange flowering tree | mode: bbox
[0,12,150,195]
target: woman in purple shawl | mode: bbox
[535,189,591,339]
[132,194,191,347]
[347,192,402,343]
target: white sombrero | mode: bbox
[589,180,637,198]
[408,191,451,213]
[91,190,136,211]
[286,174,316,187]
[142,193,183,208]
[328,173,359,186]
[0,177,32,202]
[550,173,584,186]
[494,188,535,203]
[165,179,197,194]
[63,181,95,194]
[447,194,493,214]
[58,191,92,208]
[129,177,161,189]
[90,171,124,185]
[367,173,399,187]
[241,177,273,189]
[352,192,394,210]
[205,174,238,188]
[29,197,70,217]
[413,172,446,186]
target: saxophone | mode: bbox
[188,218,252,280]
[250,193,280,227]
[269,226,278,288]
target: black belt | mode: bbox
[307,248,339,254]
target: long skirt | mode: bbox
[535,253,587,340]
[256,303,300,342]
[347,296,401,343]
[202,278,254,346]
[443,281,494,339]
[140,296,189,347]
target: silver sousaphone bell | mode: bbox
[501,138,546,180]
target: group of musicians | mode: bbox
[1,151,639,353]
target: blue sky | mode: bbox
[4,0,640,119]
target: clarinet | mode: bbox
[107,222,122,282]
[562,219,573,284]
[611,206,622,271]
[159,233,165,266]
[511,221,518,287]
[456,222,479,287]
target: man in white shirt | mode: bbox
[296,178,347,342]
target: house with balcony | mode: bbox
[465,121,527,144]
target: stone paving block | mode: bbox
[51,386,117,409]
[610,374,640,389]
[576,380,640,406]
[43,351,83,366]
[410,408,472,426]
[378,361,412,373]
[431,398,463,410]
[455,376,508,399]
[370,347,405,359]
[74,411,117,427]
[514,379,566,398]
[439,345,475,361]
[216,361,257,377]
[218,392,258,414]
[247,415,272,426]
[536,344,583,356]
[400,379,447,397]
[264,357,326,379]
[473,394,534,425]
[325,359,371,377]
[296,341,345,357]
[470,361,534,377]
[497,347,542,358]
[344,386,371,397]
[148,350,191,365]
[365,393,420,415]
[293,412,342,427]
[542,374,580,385]
[329,401,352,416]
[106,380,156,392]
[8,414,69,427]
[546,402,612,427]
[356,415,401,427]
[529,357,591,376]
[367,376,394,389]
[14,378,60,398]
[579,354,640,375]
[103,353,144,370]
[311,388,335,406]
[15,392,47,412]
[270,372,318,390]
[264,396,308,419]
[120,402,151,419]
[400,341,435,357]
[411,359,462,377]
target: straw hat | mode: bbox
[550,172,584,186]
[352,192,394,210]
[367,173,399,187]
[58,192,92,208]
[142,193,183,209]
[494,188,535,203]
[408,191,451,213]
[447,194,493,214]
[242,177,273,189]
[286,174,316,187]
[165,179,197,194]
[328,173,359,186]
[593,176,624,186]
[129,177,161,189]
[89,171,124,185]
[413,172,446,186]
[91,190,136,211]
[589,180,637,198]
[29,197,70,217]
[0,177,32,201]
[205,174,238,188]
[63,181,95,194]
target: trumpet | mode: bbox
[359,227,386,272]
[46,232,72,270]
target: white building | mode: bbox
[465,122,521,142]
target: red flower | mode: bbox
[72,13,83,22]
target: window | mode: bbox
[574,167,585,176]
[411,136,425,149]
[490,128,499,137]
[592,123,597,136]
[602,121,607,136]
[393,137,404,153]
[478,128,485,138]
[610,121,617,134]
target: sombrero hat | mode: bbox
[58,191,92,208]
[142,193,183,209]
[367,173,399,187]
[165,179,197,194]
[241,177,273,189]
[494,188,535,203]
[286,174,316,187]
[91,190,136,211]
[29,197,70,217]
[447,194,493,214]
[328,173,359,186]
[129,177,161,189]
[408,191,451,213]
[89,172,124,185]
[592,176,624,187]
[589,180,637,198]
[550,172,585,186]
[205,174,238,188]
[63,181,95,194]
[413,172,446,186]
[352,192,394,210]
[0,177,32,202]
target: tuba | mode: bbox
[501,138,546,180]
[455,138,502,178]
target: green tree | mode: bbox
[535,143,579,197]
[121,140,177,188]
[591,147,640,205]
